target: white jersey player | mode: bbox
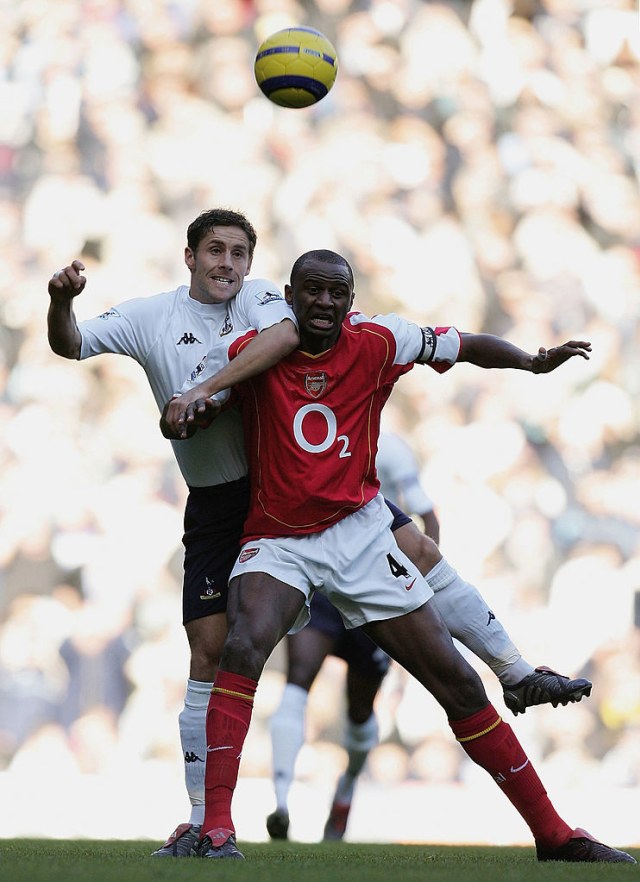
[47,209,299,857]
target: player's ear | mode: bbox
[349,290,356,308]
[245,253,253,275]
[184,246,195,271]
[284,285,293,305]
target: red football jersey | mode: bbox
[230,312,459,541]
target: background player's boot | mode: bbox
[503,667,592,715]
[323,800,351,840]
[151,822,200,857]
[536,828,636,863]
[266,809,290,840]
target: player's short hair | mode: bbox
[290,250,354,288]
[187,209,257,257]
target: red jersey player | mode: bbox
[179,249,633,865]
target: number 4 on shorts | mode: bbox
[387,553,410,579]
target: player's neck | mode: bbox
[298,331,340,356]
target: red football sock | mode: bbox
[202,670,258,836]
[449,704,573,848]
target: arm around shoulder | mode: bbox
[192,317,299,399]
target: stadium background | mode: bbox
[0,0,639,845]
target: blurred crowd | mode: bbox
[1,0,639,838]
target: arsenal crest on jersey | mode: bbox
[304,371,328,398]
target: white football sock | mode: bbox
[178,678,212,826]
[426,559,534,686]
[269,683,309,812]
[334,712,379,803]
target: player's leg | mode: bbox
[267,622,334,840]
[364,601,634,862]
[151,613,226,857]
[198,565,309,859]
[324,647,387,841]
[152,480,247,858]
[391,517,592,715]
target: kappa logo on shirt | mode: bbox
[304,371,328,399]
[219,312,233,336]
[98,308,121,320]
[255,291,284,306]
[239,547,260,563]
[177,332,202,345]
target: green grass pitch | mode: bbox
[1,840,638,882]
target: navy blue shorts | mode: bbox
[309,592,391,679]
[385,499,412,531]
[182,477,250,624]
[181,489,410,626]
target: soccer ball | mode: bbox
[254,27,338,109]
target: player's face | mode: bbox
[185,226,253,304]
[285,259,354,353]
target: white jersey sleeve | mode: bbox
[365,313,461,370]
[78,295,167,364]
[232,278,296,334]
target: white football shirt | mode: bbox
[78,279,294,487]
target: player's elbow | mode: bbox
[48,336,81,360]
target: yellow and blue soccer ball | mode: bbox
[254,27,338,108]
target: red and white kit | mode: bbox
[228,312,461,630]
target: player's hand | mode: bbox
[160,395,221,440]
[182,397,221,433]
[48,260,87,300]
[531,340,591,374]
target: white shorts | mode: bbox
[229,494,434,633]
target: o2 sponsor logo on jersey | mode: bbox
[98,308,121,320]
[304,371,327,399]
[293,402,352,458]
[255,291,284,306]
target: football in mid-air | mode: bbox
[254,26,338,108]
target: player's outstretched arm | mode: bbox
[163,318,299,439]
[458,333,591,373]
[47,260,86,359]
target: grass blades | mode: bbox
[1,840,638,882]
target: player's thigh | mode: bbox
[286,626,334,691]
[364,601,487,719]
[393,521,441,577]
[224,572,307,677]
[182,479,248,624]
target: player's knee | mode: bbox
[448,661,488,716]
[413,535,441,575]
[187,637,222,681]
[287,659,317,691]
[221,627,271,680]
